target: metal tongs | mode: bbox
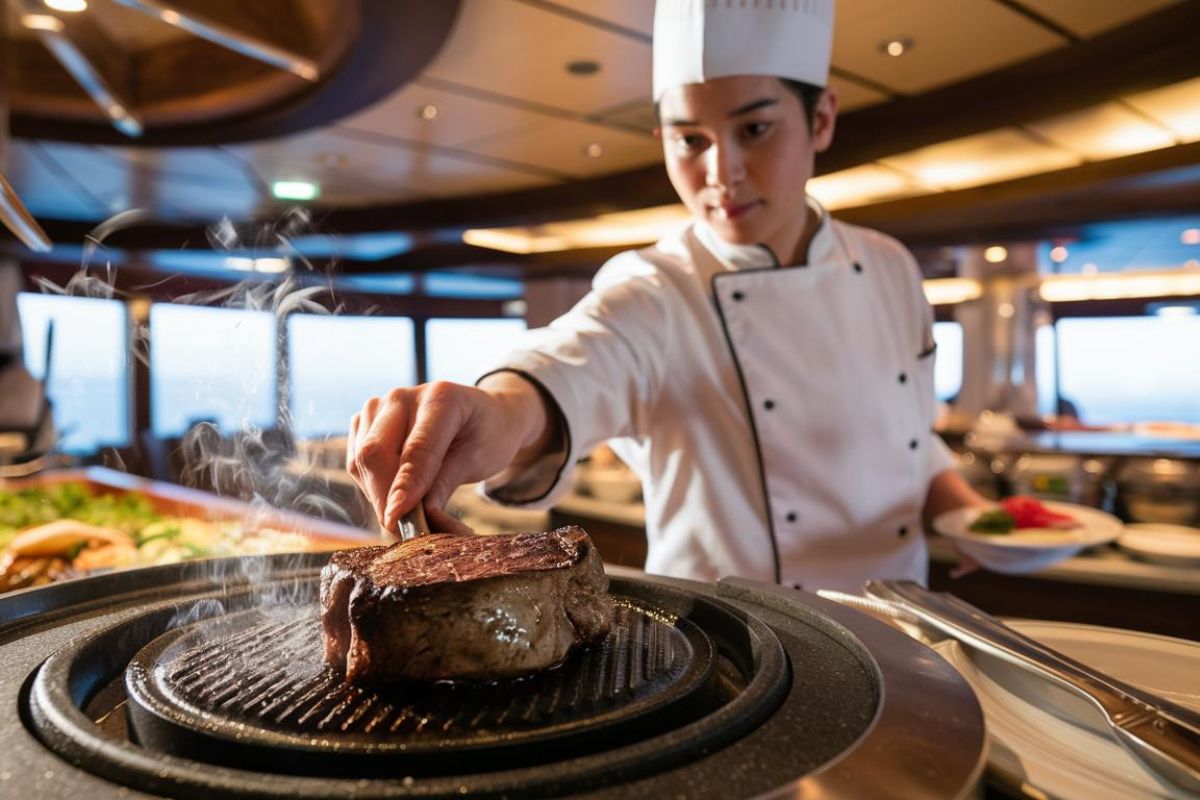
[395,502,432,542]
[859,580,1200,795]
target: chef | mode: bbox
[348,0,987,593]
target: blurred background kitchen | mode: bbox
[1,1,1197,635]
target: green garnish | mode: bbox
[969,509,1015,535]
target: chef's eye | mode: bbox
[742,121,772,139]
[673,133,708,153]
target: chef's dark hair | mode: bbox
[655,77,824,130]
[780,79,824,129]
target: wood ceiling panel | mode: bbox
[1012,0,1181,38]
[340,82,574,149]
[538,0,654,36]
[829,75,889,112]
[423,0,651,115]
[456,117,660,179]
[226,129,556,206]
[831,0,1066,94]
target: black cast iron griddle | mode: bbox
[123,595,733,776]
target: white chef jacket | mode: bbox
[479,199,956,593]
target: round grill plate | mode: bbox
[125,596,716,774]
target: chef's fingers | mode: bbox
[424,503,474,536]
[948,548,981,579]
[345,412,360,475]
[355,393,412,527]
[384,383,463,531]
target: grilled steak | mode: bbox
[320,526,614,683]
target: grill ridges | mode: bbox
[155,603,697,743]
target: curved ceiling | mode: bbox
[2,0,1197,264]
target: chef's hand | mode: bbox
[346,373,555,535]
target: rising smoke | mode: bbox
[37,207,368,536]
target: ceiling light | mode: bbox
[21,13,65,31]
[997,302,1015,318]
[464,204,692,254]
[1182,228,1200,245]
[984,246,1008,263]
[1025,103,1175,161]
[253,258,289,274]
[1154,304,1197,318]
[271,180,319,201]
[880,129,1082,191]
[1081,262,1099,275]
[584,143,604,158]
[1049,246,1069,263]
[1124,75,1200,143]
[44,0,87,11]
[806,164,930,209]
[1039,271,1200,302]
[418,104,438,121]
[922,278,983,306]
[566,60,601,76]
[881,38,913,57]
[225,257,289,273]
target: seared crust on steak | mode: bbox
[320,526,613,683]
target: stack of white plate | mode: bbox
[1118,523,1200,567]
[938,620,1200,799]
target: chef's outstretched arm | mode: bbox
[346,371,560,533]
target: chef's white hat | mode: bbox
[653,0,835,101]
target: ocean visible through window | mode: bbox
[18,293,129,454]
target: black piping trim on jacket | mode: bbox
[755,243,782,269]
[709,271,783,584]
[474,368,573,505]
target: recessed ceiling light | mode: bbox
[1155,304,1197,318]
[1049,246,1069,263]
[997,302,1015,319]
[584,143,604,158]
[44,0,87,12]
[566,60,601,76]
[881,37,913,57]
[984,245,1007,263]
[1182,228,1200,245]
[271,180,319,201]
[418,104,438,121]
[21,13,64,31]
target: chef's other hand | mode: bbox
[346,373,554,534]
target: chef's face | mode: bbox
[657,76,836,259]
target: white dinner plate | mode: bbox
[932,501,1123,574]
[1118,523,1200,567]
[938,620,1200,799]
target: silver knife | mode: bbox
[866,579,1200,795]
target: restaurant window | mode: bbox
[425,318,528,386]
[288,314,416,439]
[1054,315,1200,425]
[932,321,963,402]
[1035,323,1058,418]
[17,293,129,453]
[150,304,277,438]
